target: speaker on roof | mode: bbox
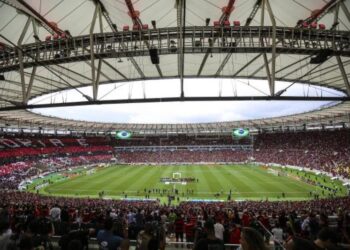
[205,18,210,26]
[151,20,156,29]
[310,49,332,64]
[149,48,159,64]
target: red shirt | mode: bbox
[229,228,241,244]
[175,218,185,233]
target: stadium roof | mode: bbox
[0,0,350,133]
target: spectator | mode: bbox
[194,220,224,250]
[239,227,269,250]
[174,214,184,243]
[285,237,315,250]
[214,219,225,241]
[97,217,124,250]
[228,223,241,245]
[271,222,284,250]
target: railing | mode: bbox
[114,144,253,151]
[1,26,349,73]
[258,220,286,250]
[50,236,245,249]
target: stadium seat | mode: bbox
[310,22,317,29]
[133,24,141,31]
[233,20,240,27]
[318,24,326,30]
[223,20,230,27]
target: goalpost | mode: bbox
[173,172,181,179]
[267,168,279,176]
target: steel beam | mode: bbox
[1,27,350,73]
[51,65,93,82]
[275,56,312,75]
[232,54,261,77]
[17,16,31,104]
[25,17,39,103]
[17,0,64,36]
[306,60,350,81]
[336,56,350,96]
[331,1,341,30]
[90,4,99,101]
[197,0,236,76]
[0,0,56,35]
[296,0,340,27]
[177,0,185,97]
[93,0,118,32]
[215,0,262,76]
[340,1,350,22]
[22,72,71,92]
[124,0,162,78]
[101,60,128,80]
[265,0,276,96]
[95,3,104,101]
[0,95,348,111]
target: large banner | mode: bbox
[0,137,90,148]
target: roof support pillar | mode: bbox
[260,0,265,25]
[333,2,350,96]
[90,4,100,101]
[25,17,39,103]
[124,0,162,78]
[17,16,31,104]
[331,1,341,30]
[177,0,185,98]
[197,0,236,76]
[340,1,350,23]
[215,0,262,76]
[336,56,350,96]
[260,0,273,96]
[94,3,104,100]
[232,54,262,77]
[265,0,276,96]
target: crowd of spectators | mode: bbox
[0,154,114,190]
[0,130,350,249]
[0,190,349,249]
[115,129,350,179]
[114,134,251,147]
[0,129,349,190]
[0,135,115,190]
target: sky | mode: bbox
[30,79,343,124]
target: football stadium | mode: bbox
[0,0,350,249]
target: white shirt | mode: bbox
[214,222,225,240]
[50,206,61,221]
[272,227,283,243]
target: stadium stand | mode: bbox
[0,130,349,249]
[114,129,350,178]
[0,190,349,249]
[0,129,349,191]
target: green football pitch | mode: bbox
[34,165,347,202]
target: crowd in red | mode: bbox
[0,129,349,190]
[0,129,349,249]
[0,135,115,190]
[0,190,349,249]
[115,129,350,179]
